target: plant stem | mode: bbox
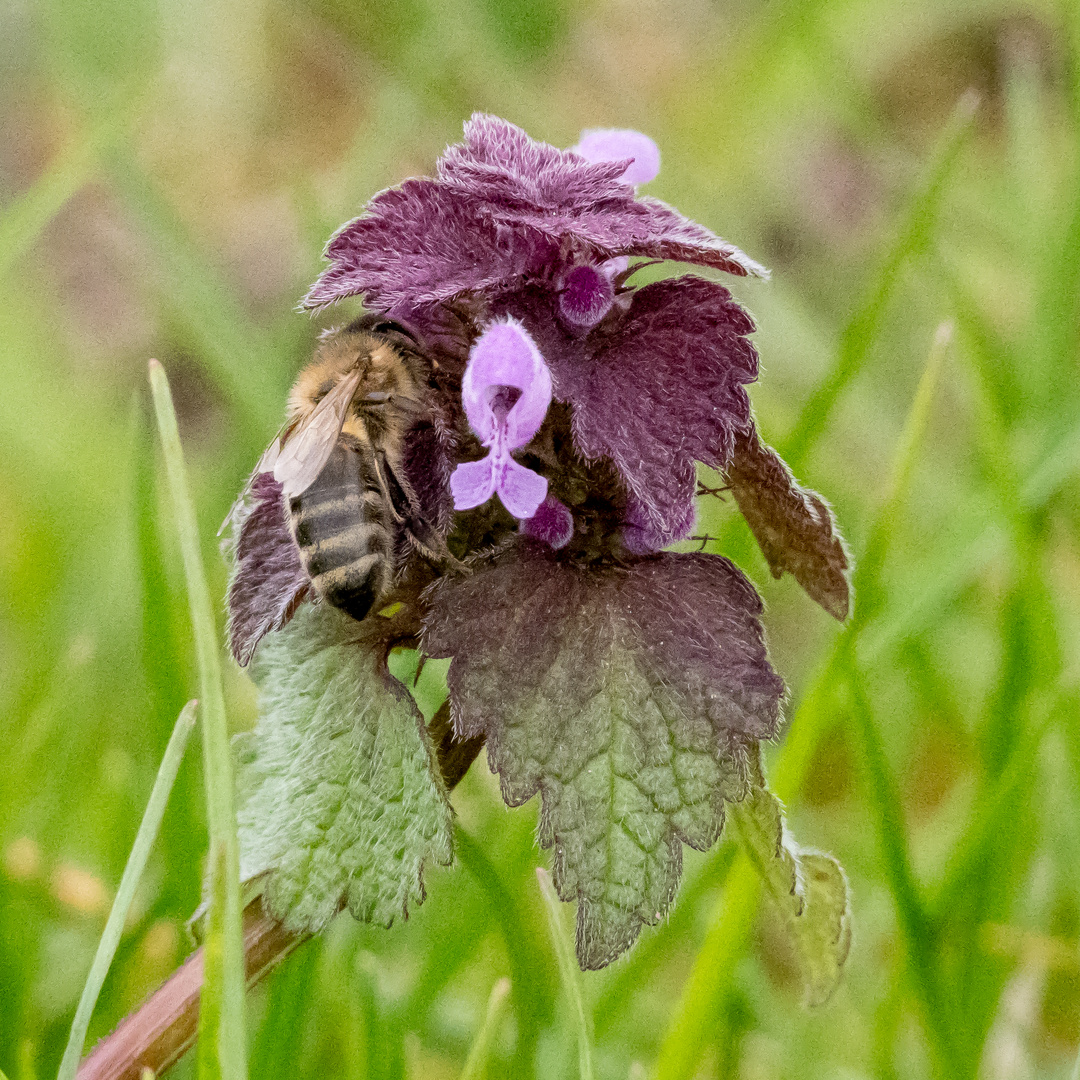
[148,360,246,1080]
[58,702,197,1080]
[76,897,304,1080]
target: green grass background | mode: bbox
[2,0,1080,1077]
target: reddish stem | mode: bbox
[77,898,306,1080]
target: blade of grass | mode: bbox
[781,94,976,471]
[148,360,246,1080]
[854,321,953,613]
[113,158,291,443]
[459,978,511,1080]
[844,668,960,1078]
[248,940,323,1080]
[457,830,552,1080]
[57,700,197,1080]
[932,218,1065,1066]
[650,856,760,1080]
[536,868,593,1080]
[836,324,961,1076]
[930,696,1059,923]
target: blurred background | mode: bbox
[2,0,1079,1077]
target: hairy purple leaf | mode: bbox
[423,543,784,968]
[227,473,309,666]
[724,423,852,620]
[303,115,764,313]
[505,276,758,547]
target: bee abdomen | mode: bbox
[288,444,393,623]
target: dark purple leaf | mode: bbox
[303,181,546,311]
[303,115,765,312]
[227,473,309,666]
[724,423,852,620]
[422,543,784,967]
[508,276,758,547]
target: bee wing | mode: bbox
[217,416,296,539]
[273,367,364,498]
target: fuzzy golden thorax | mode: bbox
[288,326,428,447]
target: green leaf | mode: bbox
[730,751,851,1007]
[424,545,784,969]
[238,603,453,933]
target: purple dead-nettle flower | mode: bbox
[304,114,767,550]
[571,127,661,186]
[520,495,575,550]
[450,319,552,520]
[228,115,852,974]
[557,263,616,329]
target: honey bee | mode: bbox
[255,315,440,623]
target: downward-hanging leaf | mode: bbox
[730,750,851,1006]
[725,421,852,621]
[237,603,454,933]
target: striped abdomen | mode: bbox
[288,440,394,622]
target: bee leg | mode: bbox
[371,455,408,525]
[403,526,469,575]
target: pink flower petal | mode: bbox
[573,129,661,186]
[460,320,553,449]
[450,455,497,510]
[495,455,549,519]
[600,255,629,279]
[521,496,574,549]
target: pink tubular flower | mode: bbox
[572,128,661,186]
[450,320,553,520]
[521,495,575,549]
